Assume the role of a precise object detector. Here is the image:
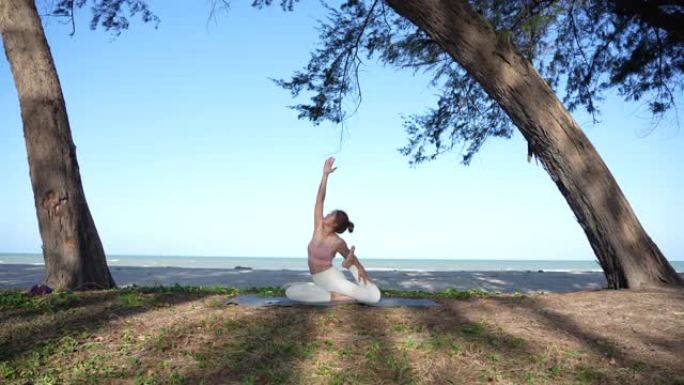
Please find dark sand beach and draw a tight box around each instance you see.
[0,263,622,292]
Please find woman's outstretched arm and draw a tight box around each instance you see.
[314,157,337,228]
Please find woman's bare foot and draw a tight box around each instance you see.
[330,292,354,302]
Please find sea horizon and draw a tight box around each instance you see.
[2,252,684,273]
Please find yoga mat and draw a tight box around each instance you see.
[225,295,439,308]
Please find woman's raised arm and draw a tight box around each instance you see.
[314,157,337,228]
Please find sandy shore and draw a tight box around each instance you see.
[0,263,641,293]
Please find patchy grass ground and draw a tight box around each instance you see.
[1,286,683,385]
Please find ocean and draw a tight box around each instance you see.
[2,253,684,272]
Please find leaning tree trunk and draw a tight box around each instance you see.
[386,0,682,289]
[0,0,115,290]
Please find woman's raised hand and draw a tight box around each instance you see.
[323,157,337,175]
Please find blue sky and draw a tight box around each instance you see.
[1,1,682,261]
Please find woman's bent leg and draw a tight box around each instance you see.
[348,265,381,303]
[313,268,381,304]
[285,282,331,303]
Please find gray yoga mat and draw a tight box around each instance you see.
[225,295,439,308]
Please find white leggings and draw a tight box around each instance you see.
[285,265,381,304]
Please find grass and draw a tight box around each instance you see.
[0,290,81,311]
[0,285,682,384]
[380,287,509,299]
[0,285,508,313]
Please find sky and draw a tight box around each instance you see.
[1,1,682,261]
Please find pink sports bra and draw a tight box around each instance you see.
[307,241,336,274]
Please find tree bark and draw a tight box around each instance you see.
[0,0,115,290]
[385,0,682,289]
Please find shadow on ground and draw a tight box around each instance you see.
[0,289,214,362]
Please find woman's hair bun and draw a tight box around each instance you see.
[347,221,355,233]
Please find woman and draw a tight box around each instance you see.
[285,157,381,304]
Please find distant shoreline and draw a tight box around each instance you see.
[5,253,672,273]
[0,261,606,273]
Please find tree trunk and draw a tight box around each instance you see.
[385,0,682,289]
[0,0,115,290]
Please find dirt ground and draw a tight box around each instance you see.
[1,288,683,384]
